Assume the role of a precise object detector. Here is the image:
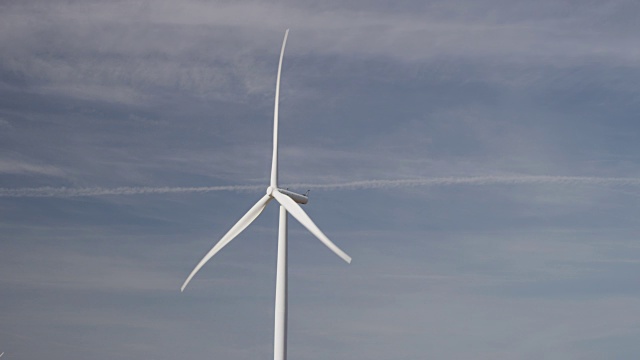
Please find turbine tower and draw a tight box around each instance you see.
[181,29,352,360]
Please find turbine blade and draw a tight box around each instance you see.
[181,194,272,291]
[272,189,351,264]
[270,29,289,188]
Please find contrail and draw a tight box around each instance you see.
[0,185,262,198]
[2,176,640,198]
[294,175,640,190]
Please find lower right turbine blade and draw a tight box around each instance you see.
[272,189,351,264]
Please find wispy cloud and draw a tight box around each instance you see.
[0,158,66,177]
[2,0,637,109]
[3,175,640,198]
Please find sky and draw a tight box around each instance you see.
[2,0,640,359]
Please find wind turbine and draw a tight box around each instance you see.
[181,29,352,360]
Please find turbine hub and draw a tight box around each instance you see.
[266,186,274,196]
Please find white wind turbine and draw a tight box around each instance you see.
[181,29,352,360]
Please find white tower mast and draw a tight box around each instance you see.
[274,206,288,360]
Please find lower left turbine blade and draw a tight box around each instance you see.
[181,194,272,291]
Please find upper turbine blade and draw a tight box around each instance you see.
[181,194,272,291]
[272,189,352,264]
[270,29,289,188]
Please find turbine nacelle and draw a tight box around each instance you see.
[277,188,308,204]
[267,187,306,204]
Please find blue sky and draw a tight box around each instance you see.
[2,0,640,359]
